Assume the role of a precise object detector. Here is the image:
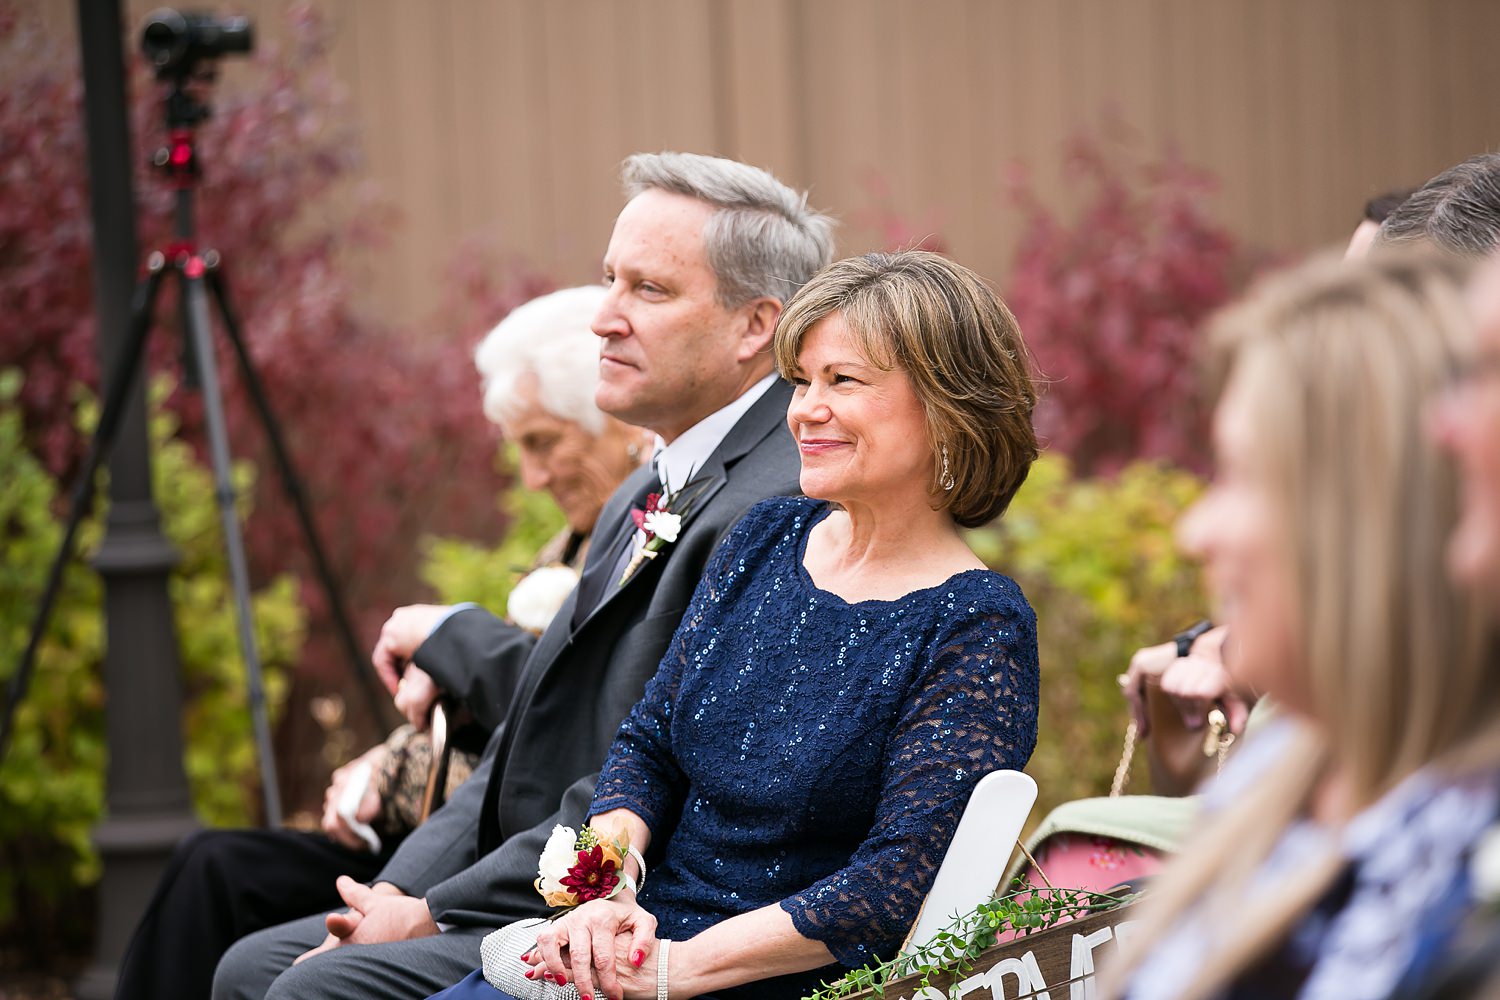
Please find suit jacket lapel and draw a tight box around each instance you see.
[569,380,793,639]
[569,461,727,637]
[570,466,659,631]
[481,382,793,851]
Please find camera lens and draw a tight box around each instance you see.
[195,16,253,57]
[139,8,254,75]
[140,8,189,69]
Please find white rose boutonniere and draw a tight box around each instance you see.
[506,564,580,634]
[619,475,710,586]
[642,509,682,544]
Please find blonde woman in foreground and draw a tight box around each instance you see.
[1106,253,1500,1000]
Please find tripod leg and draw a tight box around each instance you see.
[205,264,396,731]
[180,265,282,827]
[1,263,167,764]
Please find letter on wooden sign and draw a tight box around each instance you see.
[1069,926,1117,1000]
[986,952,1050,999]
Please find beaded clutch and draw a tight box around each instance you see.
[478,918,579,1000]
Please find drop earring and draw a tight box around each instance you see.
[940,446,955,492]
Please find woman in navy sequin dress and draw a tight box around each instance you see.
[435,251,1041,1000]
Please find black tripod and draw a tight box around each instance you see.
[1,58,385,825]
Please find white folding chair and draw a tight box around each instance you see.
[904,769,1038,954]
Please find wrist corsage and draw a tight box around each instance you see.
[535,824,643,909]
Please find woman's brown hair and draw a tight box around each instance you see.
[773,251,1038,528]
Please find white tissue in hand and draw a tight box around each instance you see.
[335,760,382,854]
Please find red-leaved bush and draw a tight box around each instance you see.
[1004,133,1257,476]
[1,3,550,802]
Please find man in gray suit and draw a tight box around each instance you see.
[212,152,833,1000]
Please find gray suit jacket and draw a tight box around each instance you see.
[378,382,800,926]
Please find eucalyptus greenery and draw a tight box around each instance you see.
[804,880,1138,1000]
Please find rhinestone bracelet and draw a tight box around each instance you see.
[656,938,671,1000]
[628,845,648,894]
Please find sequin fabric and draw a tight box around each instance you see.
[590,496,1039,990]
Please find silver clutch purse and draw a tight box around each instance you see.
[479,917,580,1000]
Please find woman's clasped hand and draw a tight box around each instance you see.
[524,895,658,1000]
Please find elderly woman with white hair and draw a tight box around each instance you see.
[374,283,653,756]
[112,287,648,1000]
[358,284,652,851]
[474,285,652,571]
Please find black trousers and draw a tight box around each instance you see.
[112,827,395,1000]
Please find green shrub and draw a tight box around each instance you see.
[419,445,567,614]
[970,454,1208,823]
[0,373,103,940]
[0,372,304,944]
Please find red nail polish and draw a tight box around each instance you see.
[520,952,531,962]
[542,971,553,981]
[524,970,535,980]
[557,977,567,986]
[632,949,644,967]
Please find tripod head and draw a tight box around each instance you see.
[136,9,256,388]
[141,9,253,83]
[140,10,254,182]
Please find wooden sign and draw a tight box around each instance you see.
[840,904,1138,1000]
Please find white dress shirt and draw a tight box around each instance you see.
[651,373,779,494]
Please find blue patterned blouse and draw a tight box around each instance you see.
[590,496,1040,999]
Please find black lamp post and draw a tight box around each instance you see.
[71,2,198,996]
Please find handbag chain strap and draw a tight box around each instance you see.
[1205,707,1237,771]
[1111,680,1236,798]
[1110,716,1137,798]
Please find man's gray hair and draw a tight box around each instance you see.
[622,151,835,306]
[475,285,609,435]
[1378,152,1500,258]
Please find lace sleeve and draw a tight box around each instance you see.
[588,506,761,834]
[780,595,1040,967]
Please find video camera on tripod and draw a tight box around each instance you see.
[1,7,386,827]
[139,9,253,135]
[141,9,253,78]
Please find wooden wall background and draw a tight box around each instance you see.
[34,0,1500,327]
